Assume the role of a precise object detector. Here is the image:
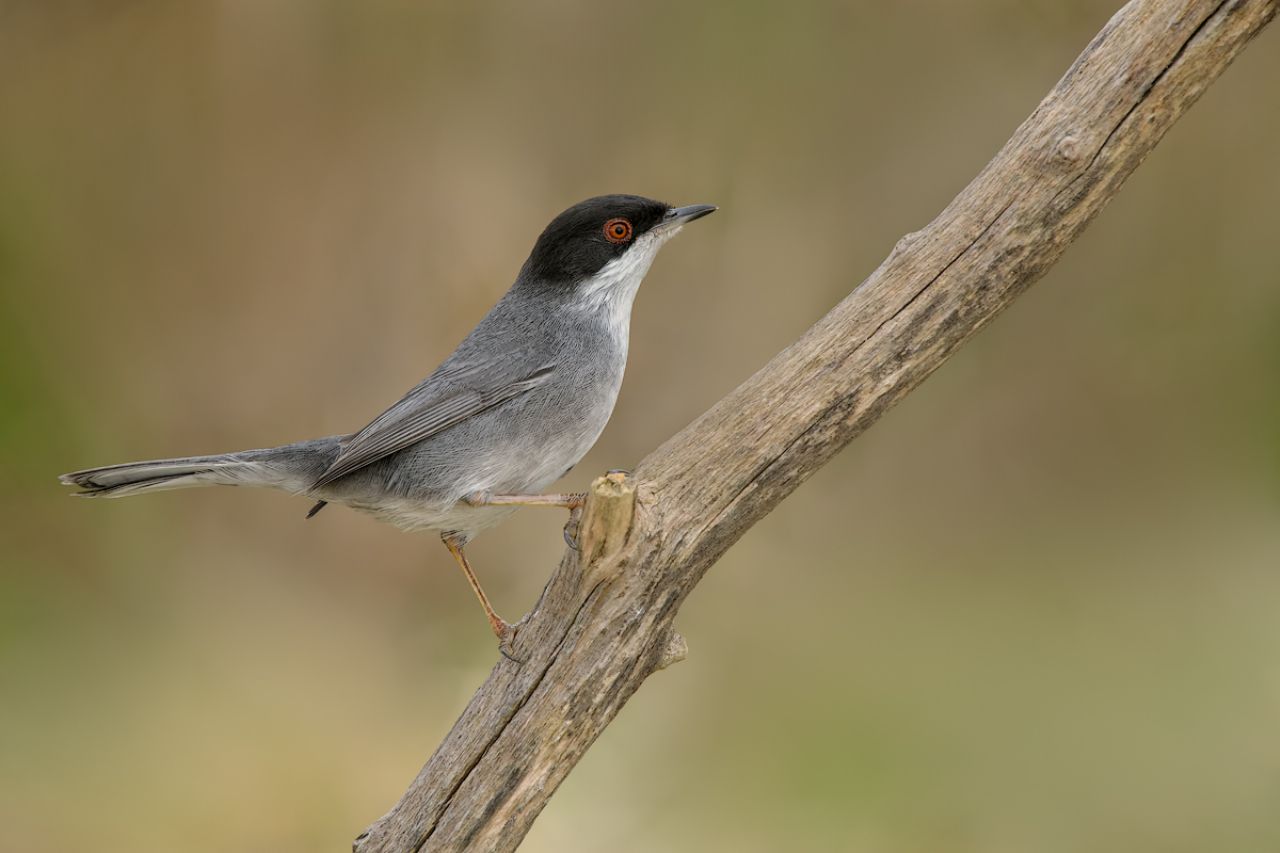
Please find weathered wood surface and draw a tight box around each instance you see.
[354,1,1277,850]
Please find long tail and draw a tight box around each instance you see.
[59,437,342,499]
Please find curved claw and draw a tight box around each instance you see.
[496,621,525,663]
[562,503,584,550]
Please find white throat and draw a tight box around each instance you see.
[575,225,681,349]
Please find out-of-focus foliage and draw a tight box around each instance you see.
[2,3,1277,851]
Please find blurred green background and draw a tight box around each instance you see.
[3,2,1278,851]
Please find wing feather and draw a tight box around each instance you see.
[312,361,555,488]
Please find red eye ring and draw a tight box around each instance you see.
[603,218,633,244]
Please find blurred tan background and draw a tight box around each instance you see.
[2,2,1278,851]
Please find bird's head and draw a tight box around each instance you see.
[519,195,716,299]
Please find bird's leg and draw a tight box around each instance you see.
[441,532,521,661]
[464,491,588,550]
[465,491,587,509]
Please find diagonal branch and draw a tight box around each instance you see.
[354,1,1277,850]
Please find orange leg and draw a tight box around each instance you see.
[464,491,587,548]
[464,491,586,510]
[441,532,519,658]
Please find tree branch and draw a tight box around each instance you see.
[354,1,1277,850]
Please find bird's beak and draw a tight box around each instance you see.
[658,203,718,231]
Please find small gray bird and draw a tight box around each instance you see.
[60,194,717,654]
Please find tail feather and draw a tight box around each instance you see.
[59,437,343,499]
[60,454,262,498]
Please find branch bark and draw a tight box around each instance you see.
[355,1,1277,850]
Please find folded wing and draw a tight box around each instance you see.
[312,358,556,488]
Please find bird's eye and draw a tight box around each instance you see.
[603,218,633,244]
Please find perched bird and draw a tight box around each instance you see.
[60,194,717,655]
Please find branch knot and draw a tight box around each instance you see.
[1055,132,1084,164]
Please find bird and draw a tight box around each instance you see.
[60,194,717,657]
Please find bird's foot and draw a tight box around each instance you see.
[495,618,525,663]
[563,503,584,550]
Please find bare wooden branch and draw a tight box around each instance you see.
[354,2,1277,850]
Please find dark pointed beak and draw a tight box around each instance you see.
[661,203,718,229]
